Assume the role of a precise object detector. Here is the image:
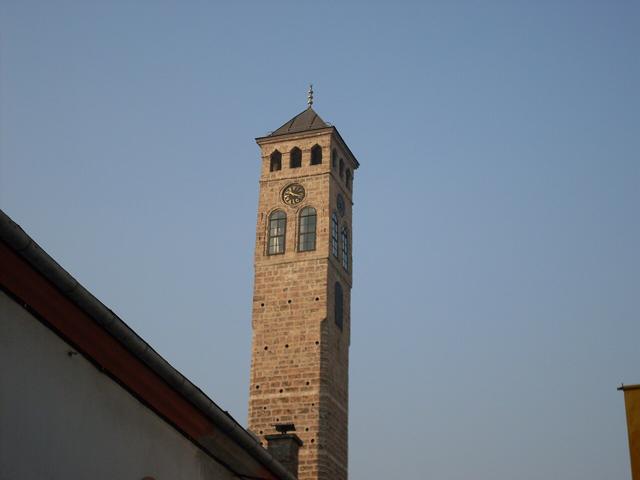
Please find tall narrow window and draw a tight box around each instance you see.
[270,150,282,172]
[339,158,344,178]
[331,212,339,258]
[341,226,349,271]
[335,282,343,330]
[267,210,286,255]
[311,145,322,165]
[298,207,317,251]
[331,149,337,169]
[290,147,302,168]
[345,169,352,190]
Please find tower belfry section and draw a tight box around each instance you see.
[249,98,358,480]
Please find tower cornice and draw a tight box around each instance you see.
[256,126,359,169]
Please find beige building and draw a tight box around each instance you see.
[248,96,359,480]
[620,384,640,480]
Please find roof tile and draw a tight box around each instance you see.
[269,107,329,137]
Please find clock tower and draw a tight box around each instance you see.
[249,89,358,480]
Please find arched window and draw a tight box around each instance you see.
[270,150,282,172]
[331,212,339,258]
[290,147,302,168]
[310,145,322,165]
[339,158,344,178]
[331,149,337,169]
[345,170,352,190]
[298,207,317,251]
[335,282,343,330]
[267,210,286,255]
[341,225,349,271]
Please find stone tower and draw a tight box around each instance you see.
[248,96,358,480]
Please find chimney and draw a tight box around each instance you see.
[265,424,303,478]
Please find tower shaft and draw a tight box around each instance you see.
[249,110,357,480]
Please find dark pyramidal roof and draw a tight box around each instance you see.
[269,107,329,137]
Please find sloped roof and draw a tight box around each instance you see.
[0,209,296,480]
[269,107,329,137]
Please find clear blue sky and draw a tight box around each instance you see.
[1,1,638,479]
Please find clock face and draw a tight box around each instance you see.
[337,194,346,216]
[282,183,306,206]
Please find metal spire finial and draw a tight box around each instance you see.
[307,84,313,108]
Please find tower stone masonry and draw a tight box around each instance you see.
[248,102,358,480]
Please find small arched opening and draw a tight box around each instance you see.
[290,147,302,168]
[310,145,322,165]
[270,150,282,172]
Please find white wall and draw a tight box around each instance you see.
[0,290,232,480]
